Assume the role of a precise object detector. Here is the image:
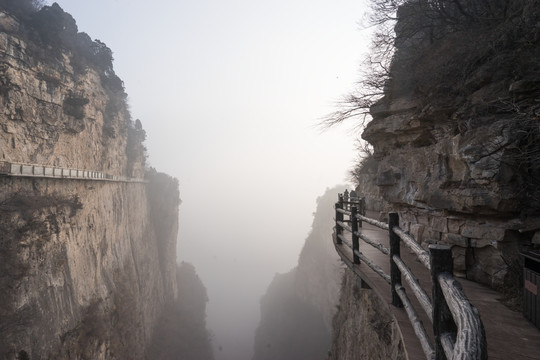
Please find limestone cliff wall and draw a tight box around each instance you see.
[0,174,179,359]
[294,186,347,329]
[0,8,145,177]
[327,271,405,360]
[0,6,179,359]
[360,0,540,299]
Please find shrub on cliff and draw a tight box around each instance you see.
[0,0,43,20]
[126,119,148,173]
[0,2,125,94]
[324,0,540,211]
[348,140,378,185]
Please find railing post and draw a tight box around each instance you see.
[430,244,456,360]
[359,197,366,228]
[351,206,360,264]
[335,196,343,245]
[389,213,403,308]
[357,197,363,228]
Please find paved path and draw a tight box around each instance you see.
[335,212,540,360]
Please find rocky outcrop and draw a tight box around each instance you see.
[252,186,345,360]
[0,4,188,359]
[360,0,540,300]
[327,271,405,360]
[0,4,145,177]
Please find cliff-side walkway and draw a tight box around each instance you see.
[337,212,540,360]
[0,161,147,183]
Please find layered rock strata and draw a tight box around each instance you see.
[0,5,181,359]
[361,1,540,298]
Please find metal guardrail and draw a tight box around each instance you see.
[333,194,487,360]
[0,161,147,183]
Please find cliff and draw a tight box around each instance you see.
[327,1,540,359]
[359,0,540,302]
[148,262,214,360]
[252,186,345,360]
[0,3,145,176]
[327,271,405,360]
[0,3,210,359]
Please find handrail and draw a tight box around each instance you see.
[337,208,351,216]
[333,193,487,360]
[438,272,487,360]
[336,221,352,233]
[356,249,391,284]
[357,214,389,230]
[392,254,433,322]
[440,333,456,360]
[0,160,147,183]
[392,226,431,271]
[355,231,390,255]
[339,235,391,284]
[395,284,435,359]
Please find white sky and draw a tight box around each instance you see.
[50,1,372,359]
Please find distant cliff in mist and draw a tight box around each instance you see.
[148,262,214,360]
[252,186,345,360]
[0,2,212,359]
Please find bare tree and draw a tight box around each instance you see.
[320,0,529,130]
[347,140,376,185]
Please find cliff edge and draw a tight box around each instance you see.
[0,3,210,359]
[361,0,540,301]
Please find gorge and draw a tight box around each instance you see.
[2,0,540,359]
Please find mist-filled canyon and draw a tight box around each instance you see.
[2,0,540,359]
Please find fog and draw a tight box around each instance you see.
[52,0,372,358]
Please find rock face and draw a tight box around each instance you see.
[0,4,145,177]
[327,271,405,360]
[0,172,179,359]
[0,4,194,359]
[360,0,540,298]
[252,186,345,360]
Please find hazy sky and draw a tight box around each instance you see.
[50,1,372,359]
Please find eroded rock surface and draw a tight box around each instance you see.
[0,6,181,359]
[359,0,540,297]
[327,271,405,360]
